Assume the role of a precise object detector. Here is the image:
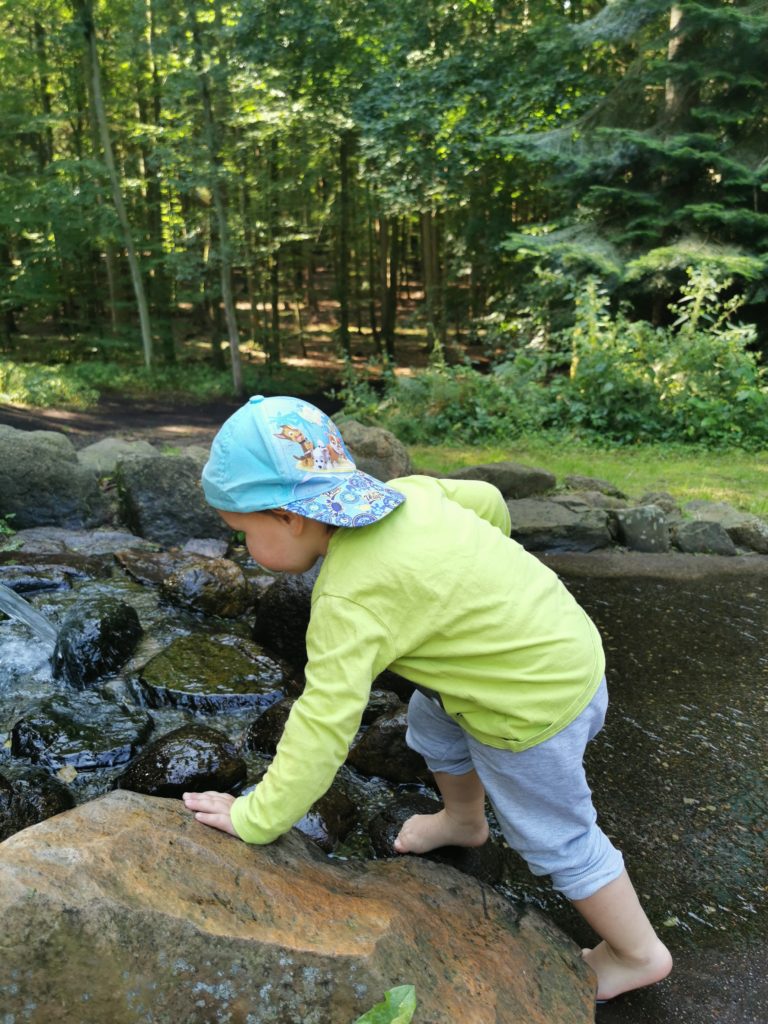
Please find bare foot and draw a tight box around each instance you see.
[393,810,489,855]
[582,938,673,1002]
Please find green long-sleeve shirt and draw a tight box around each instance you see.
[230,475,604,844]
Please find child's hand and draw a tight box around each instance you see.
[183,791,237,837]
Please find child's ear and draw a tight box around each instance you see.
[272,509,306,534]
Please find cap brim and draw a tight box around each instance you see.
[280,471,405,527]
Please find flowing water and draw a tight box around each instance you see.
[0,582,58,647]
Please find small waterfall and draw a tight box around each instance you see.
[0,582,58,648]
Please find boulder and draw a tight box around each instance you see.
[77,437,159,476]
[138,634,289,715]
[1,526,157,557]
[613,505,671,553]
[348,708,431,784]
[449,461,555,499]
[117,724,246,798]
[10,693,153,772]
[563,474,627,499]
[672,519,737,556]
[52,595,143,686]
[685,500,768,554]
[0,766,74,842]
[506,498,612,552]
[0,791,595,1023]
[160,556,252,617]
[0,425,106,529]
[252,564,320,666]
[338,419,413,481]
[115,454,230,547]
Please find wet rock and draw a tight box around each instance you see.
[138,634,288,714]
[117,724,246,798]
[114,547,185,586]
[251,564,320,665]
[295,784,358,852]
[2,526,157,557]
[0,425,106,530]
[507,498,612,552]
[368,795,509,887]
[0,766,75,841]
[672,520,737,556]
[0,562,92,594]
[613,505,671,552]
[0,791,595,1023]
[338,419,413,480]
[348,709,431,784]
[115,454,230,547]
[77,437,159,476]
[449,461,555,499]
[241,698,293,754]
[362,688,403,725]
[182,537,229,559]
[160,556,252,617]
[52,595,143,686]
[10,694,153,772]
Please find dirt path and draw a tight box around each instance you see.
[0,393,342,450]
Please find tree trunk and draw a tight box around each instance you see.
[336,132,352,356]
[190,3,243,395]
[74,0,154,368]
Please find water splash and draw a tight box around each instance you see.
[0,582,58,648]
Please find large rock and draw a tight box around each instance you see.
[685,500,768,553]
[0,791,595,1023]
[507,498,612,552]
[338,419,413,481]
[0,425,106,529]
[52,595,143,685]
[115,454,230,547]
[449,460,555,499]
[77,437,159,476]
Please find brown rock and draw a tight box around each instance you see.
[0,791,595,1023]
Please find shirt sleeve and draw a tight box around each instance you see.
[229,594,395,844]
[433,478,511,536]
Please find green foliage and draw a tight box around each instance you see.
[0,362,100,409]
[352,985,416,1024]
[0,514,16,538]
[556,270,768,446]
[348,268,768,450]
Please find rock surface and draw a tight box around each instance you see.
[0,791,595,1024]
[338,419,413,480]
[0,426,106,529]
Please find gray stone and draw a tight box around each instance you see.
[613,505,671,552]
[0,791,595,1023]
[338,419,413,481]
[0,425,106,530]
[506,498,612,552]
[182,537,229,559]
[685,500,768,554]
[115,454,230,547]
[673,520,737,556]
[551,491,628,511]
[52,595,143,686]
[4,526,158,556]
[449,461,556,499]
[348,708,431,784]
[563,474,627,498]
[639,491,683,517]
[77,437,159,475]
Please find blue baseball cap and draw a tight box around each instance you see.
[201,395,405,528]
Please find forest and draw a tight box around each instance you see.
[2,0,768,446]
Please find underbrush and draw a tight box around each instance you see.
[0,357,329,409]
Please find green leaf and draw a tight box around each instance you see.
[352,985,417,1024]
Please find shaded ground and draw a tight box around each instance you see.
[0,393,342,450]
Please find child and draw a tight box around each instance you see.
[183,394,672,1003]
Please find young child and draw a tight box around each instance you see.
[183,394,672,1004]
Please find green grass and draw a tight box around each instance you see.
[408,438,768,518]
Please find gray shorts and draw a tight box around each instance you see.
[405,677,624,901]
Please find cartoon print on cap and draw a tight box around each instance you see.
[272,410,355,474]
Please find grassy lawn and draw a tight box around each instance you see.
[408,439,768,518]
